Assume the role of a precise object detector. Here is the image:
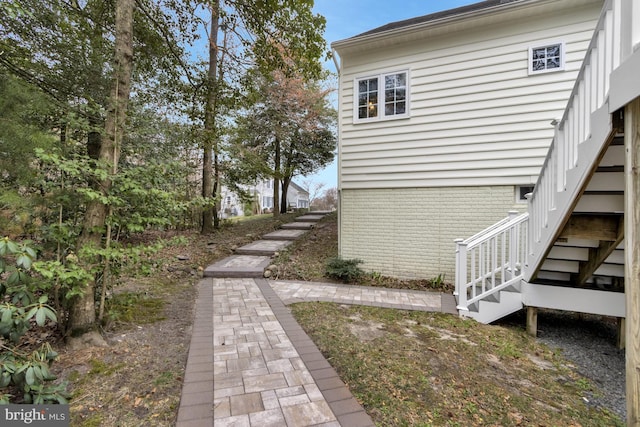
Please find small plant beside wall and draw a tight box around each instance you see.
[325,257,364,283]
[430,273,446,288]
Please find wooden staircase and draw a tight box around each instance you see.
[455,0,639,324]
[534,135,625,291]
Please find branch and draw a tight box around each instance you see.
[0,56,101,122]
[133,0,198,89]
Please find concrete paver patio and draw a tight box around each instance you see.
[271,280,457,313]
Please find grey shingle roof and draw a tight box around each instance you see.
[351,0,524,39]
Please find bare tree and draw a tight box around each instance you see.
[302,179,326,207]
[312,187,337,211]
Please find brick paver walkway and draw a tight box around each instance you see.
[270,280,457,313]
[176,277,455,426]
[175,211,458,426]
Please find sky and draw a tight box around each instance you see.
[303,0,479,190]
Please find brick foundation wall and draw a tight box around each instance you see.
[339,187,526,280]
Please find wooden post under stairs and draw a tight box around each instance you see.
[625,96,640,427]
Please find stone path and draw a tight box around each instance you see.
[263,229,307,241]
[271,280,457,313]
[234,240,292,256]
[281,222,315,230]
[204,255,272,278]
[176,212,457,426]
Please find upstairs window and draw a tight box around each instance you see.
[357,78,378,120]
[355,70,409,123]
[529,42,564,75]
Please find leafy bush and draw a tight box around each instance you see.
[0,237,69,404]
[325,257,364,283]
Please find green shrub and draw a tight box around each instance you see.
[325,257,364,283]
[0,237,69,404]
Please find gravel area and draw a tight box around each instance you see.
[535,310,626,420]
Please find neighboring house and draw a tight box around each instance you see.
[219,187,248,218]
[332,0,605,281]
[256,179,274,212]
[287,181,311,209]
[219,179,309,218]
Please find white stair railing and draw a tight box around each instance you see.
[455,212,529,313]
[525,0,623,281]
[454,0,640,319]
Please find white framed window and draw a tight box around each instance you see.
[528,42,564,75]
[516,185,535,203]
[354,70,409,123]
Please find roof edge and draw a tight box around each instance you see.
[331,0,543,51]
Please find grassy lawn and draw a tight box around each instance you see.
[278,212,623,426]
[292,303,623,427]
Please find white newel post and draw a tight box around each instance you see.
[455,239,468,312]
[524,192,534,280]
[454,238,463,297]
[619,0,640,61]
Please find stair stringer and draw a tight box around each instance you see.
[525,103,615,283]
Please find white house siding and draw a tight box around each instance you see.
[335,1,602,279]
[338,2,602,189]
[340,187,525,279]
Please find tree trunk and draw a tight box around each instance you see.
[280,176,290,214]
[213,161,220,228]
[87,128,101,160]
[202,145,213,232]
[60,119,67,146]
[273,138,281,216]
[201,1,220,233]
[69,0,134,339]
